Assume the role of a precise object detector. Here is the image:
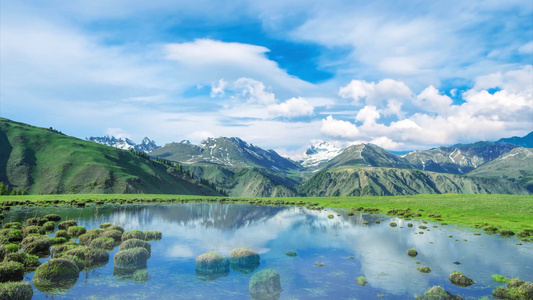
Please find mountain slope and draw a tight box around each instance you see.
[467,147,533,192]
[298,167,529,197]
[186,165,299,197]
[0,118,218,195]
[323,143,413,170]
[150,137,301,171]
[496,132,533,148]
[402,143,518,174]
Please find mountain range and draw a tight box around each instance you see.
[2,117,531,196]
[86,136,160,153]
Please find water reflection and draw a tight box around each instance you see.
[3,203,532,299]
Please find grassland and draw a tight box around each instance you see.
[0,194,531,235]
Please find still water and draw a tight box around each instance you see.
[3,203,532,299]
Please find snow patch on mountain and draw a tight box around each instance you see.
[86,136,160,153]
[301,141,342,168]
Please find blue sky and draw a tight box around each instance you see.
[1,1,532,159]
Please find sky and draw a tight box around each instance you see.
[1,1,532,159]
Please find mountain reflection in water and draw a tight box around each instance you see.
[4,203,532,299]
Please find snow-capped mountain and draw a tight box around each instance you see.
[86,136,160,153]
[300,141,342,169]
[149,137,301,171]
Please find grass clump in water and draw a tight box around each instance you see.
[286,251,297,257]
[144,231,162,241]
[417,266,431,273]
[57,220,77,231]
[407,248,418,257]
[0,261,24,282]
[67,226,86,237]
[133,269,149,282]
[449,271,475,287]
[249,268,281,300]
[122,230,145,242]
[357,276,367,286]
[0,281,33,299]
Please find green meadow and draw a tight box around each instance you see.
[1,193,532,235]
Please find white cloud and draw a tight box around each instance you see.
[339,79,412,106]
[105,128,132,140]
[355,105,380,125]
[320,115,360,138]
[267,97,314,118]
[415,85,453,114]
[234,78,277,105]
[210,79,227,97]
[518,41,533,54]
[321,66,533,149]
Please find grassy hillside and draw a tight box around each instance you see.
[298,167,530,197]
[467,147,533,192]
[0,118,219,195]
[186,165,299,197]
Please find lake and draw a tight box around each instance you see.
[3,202,532,299]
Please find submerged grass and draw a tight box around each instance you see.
[1,194,532,233]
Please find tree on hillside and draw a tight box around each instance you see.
[0,182,9,195]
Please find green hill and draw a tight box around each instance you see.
[467,147,533,193]
[0,118,219,195]
[186,165,300,197]
[298,167,530,197]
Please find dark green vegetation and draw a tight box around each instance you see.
[492,274,533,300]
[195,252,230,275]
[0,281,33,300]
[0,118,220,195]
[2,118,531,197]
